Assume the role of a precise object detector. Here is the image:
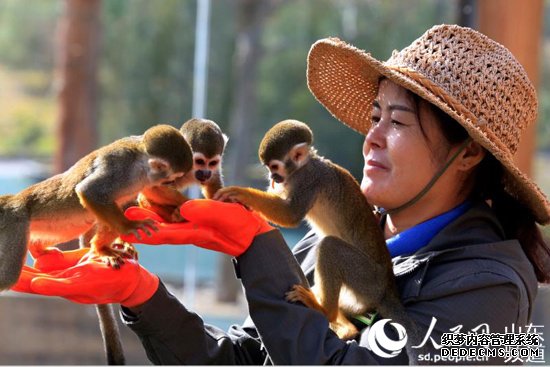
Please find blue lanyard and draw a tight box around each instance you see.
[386,201,472,257]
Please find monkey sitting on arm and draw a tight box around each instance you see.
[214,120,416,348]
[0,124,193,291]
[138,118,228,222]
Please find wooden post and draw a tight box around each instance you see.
[478,0,543,177]
[54,0,101,173]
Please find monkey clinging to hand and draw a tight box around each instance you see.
[138,117,228,222]
[214,119,416,345]
[0,124,193,291]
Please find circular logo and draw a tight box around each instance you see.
[366,319,408,358]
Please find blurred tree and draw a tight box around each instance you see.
[3,0,550,309]
[0,0,58,158]
[99,0,197,139]
[0,0,58,70]
[478,0,543,177]
[215,0,284,303]
[539,3,550,150]
[54,0,101,172]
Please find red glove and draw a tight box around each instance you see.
[120,199,274,257]
[11,249,159,308]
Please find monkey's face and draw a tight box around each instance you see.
[192,152,222,184]
[265,143,310,188]
[266,159,287,185]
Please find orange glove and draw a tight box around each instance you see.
[120,199,274,257]
[11,249,159,307]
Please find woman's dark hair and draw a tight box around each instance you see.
[377,78,550,281]
[428,101,550,283]
[474,155,550,283]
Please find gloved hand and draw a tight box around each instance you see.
[11,249,159,307]
[120,199,274,257]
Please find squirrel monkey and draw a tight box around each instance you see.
[214,120,415,344]
[138,118,228,222]
[0,124,193,291]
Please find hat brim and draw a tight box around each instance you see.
[307,38,550,225]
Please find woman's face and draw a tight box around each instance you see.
[361,79,451,211]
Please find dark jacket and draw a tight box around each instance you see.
[122,201,538,364]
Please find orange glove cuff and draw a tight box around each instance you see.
[120,267,160,307]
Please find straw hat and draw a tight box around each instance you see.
[307,24,550,225]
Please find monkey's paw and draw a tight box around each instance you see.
[285,284,325,312]
[124,219,159,240]
[98,242,138,269]
[331,319,359,340]
[212,187,249,205]
[170,207,187,223]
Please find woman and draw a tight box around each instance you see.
[13,24,550,365]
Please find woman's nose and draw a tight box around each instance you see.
[365,122,385,150]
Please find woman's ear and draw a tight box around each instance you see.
[458,141,485,171]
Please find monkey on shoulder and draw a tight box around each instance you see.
[0,124,193,290]
[138,118,228,222]
[214,119,408,341]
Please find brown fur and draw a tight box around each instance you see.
[0,124,193,365]
[215,120,419,353]
[138,118,227,222]
[4,124,192,270]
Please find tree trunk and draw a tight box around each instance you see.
[215,0,282,303]
[54,0,101,251]
[477,0,543,177]
[54,0,101,173]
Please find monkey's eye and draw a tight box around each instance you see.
[195,158,206,165]
[269,164,279,171]
[208,160,218,167]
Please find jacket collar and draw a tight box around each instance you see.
[392,201,538,307]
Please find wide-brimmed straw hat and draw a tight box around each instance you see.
[307,24,550,225]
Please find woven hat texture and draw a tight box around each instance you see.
[307,24,550,224]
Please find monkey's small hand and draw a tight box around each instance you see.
[93,241,139,269]
[121,219,159,241]
[285,284,327,314]
[213,186,252,206]
[11,251,158,307]
[170,207,186,222]
[120,199,274,257]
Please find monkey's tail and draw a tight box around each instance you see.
[0,196,29,290]
[96,304,126,365]
[79,229,126,365]
[379,291,424,365]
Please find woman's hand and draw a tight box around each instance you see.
[120,199,274,257]
[11,248,159,307]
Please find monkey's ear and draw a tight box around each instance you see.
[289,143,310,165]
[148,158,170,173]
[222,133,229,145]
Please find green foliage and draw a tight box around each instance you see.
[257,0,456,178]
[0,93,55,157]
[99,0,198,139]
[2,0,550,179]
[98,0,237,141]
[0,0,58,70]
